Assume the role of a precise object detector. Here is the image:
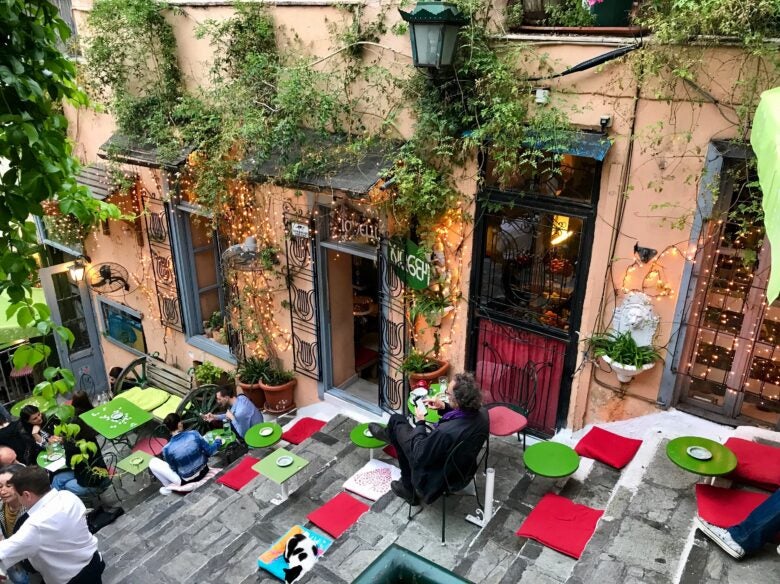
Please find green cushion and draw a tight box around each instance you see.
[121,386,171,412]
[152,395,182,420]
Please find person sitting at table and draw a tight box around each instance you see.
[0,447,20,467]
[697,488,780,559]
[0,464,31,584]
[368,372,489,505]
[19,406,60,450]
[0,466,105,584]
[69,392,99,444]
[149,413,221,496]
[201,386,263,439]
[0,423,36,467]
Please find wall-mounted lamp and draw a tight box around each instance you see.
[399,1,466,69]
[68,258,87,282]
[634,243,658,264]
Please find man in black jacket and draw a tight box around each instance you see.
[370,372,489,505]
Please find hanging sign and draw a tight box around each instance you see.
[290,222,310,238]
[389,238,432,290]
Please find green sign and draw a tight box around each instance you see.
[389,239,432,290]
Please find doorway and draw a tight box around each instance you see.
[39,263,107,394]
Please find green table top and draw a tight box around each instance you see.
[523,441,580,478]
[11,395,55,418]
[80,398,153,440]
[203,429,237,450]
[116,450,154,475]
[666,436,737,477]
[36,444,66,468]
[252,448,308,485]
[119,387,171,412]
[350,422,387,448]
[407,383,444,423]
[244,423,283,448]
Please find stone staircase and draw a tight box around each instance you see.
[93,415,780,583]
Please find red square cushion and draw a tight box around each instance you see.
[216,456,260,491]
[132,436,168,457]
[307,492,370,539]
[574,426,642,470]
[282,417,327,445]
[516,493,603,559]
[724,437,780,491]
[488,406,528,436]
[695,484,769,527]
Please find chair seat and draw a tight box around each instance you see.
[132,436,168,457]
[488,406,528,436]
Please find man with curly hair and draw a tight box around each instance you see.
[369,372,488,505]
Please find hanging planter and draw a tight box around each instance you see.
[600,355,656,383]
[585,330,662,384]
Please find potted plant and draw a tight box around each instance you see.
[586,330,662,383]
[193,360,233,388]
[54,423,111,490]
[399,349,449,386]
[258,362,296,414]
[236,356,268,410]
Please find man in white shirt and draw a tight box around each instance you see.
[0,467,104,583]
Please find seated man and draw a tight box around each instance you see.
[201,386,263,439]
[0,447,19,466]
[369,372,489,505]
[697,489,780,559]
[0,422,37,467]
[150,413,221,495]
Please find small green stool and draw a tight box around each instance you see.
[245,422,283,449]
[350,422,387,459]
[523,441,580,478]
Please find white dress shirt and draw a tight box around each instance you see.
[0,489,98,584]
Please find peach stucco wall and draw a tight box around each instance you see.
[65,1,765,428]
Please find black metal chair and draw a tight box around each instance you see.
[408,433,489,543]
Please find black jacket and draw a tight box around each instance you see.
[408,408,489,504]
[0,421,39,466]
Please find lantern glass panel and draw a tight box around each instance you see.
[439,24,460,67]
[412,23,443,67]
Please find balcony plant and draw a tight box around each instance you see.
[193,360,233,388]
[258,361,296,414]
[235,356,268,410]
[586,330,662,383]
[399,349,449,386]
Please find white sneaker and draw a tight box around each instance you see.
[696,517,745,559]
[777,544,779,556]
[159,487,173,496]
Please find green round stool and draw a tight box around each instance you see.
[523,441,580,478]
[244,422,283,449]
[350,422,387,459]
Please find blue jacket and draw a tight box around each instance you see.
[215,394,263,438]
[162,430,219,481]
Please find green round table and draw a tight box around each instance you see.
[523,441,580,478]
[244,422,283,448]
[11,395,55,418]
[666,436,737,477]
[36,444,66,469]
[350,422,387,459]
[203,429,237,450]
[406,383,444,423]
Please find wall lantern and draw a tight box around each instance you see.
[399,1,467,69]
[68,258,87,283]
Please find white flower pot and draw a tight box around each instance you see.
[601,355,656,383]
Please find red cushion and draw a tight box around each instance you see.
[307,492,370,539]
[383,444,398,459]
[574,426,642,470]
[488,406,528,436]
[516,493,603,559]
[216,456,261,491]
[696,484,769,527]
[724,437,780,491]
[282,417,327,445]
[132,436,168,457]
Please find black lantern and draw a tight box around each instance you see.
[399,1,467,69]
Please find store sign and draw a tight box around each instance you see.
[389,239,431,290]
[290,222,310,238]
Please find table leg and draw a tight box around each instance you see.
[271,482,289,505]
[369,448,374,459]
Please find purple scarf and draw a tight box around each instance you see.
[435,408,477,427]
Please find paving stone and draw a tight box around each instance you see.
[519,563,567,584]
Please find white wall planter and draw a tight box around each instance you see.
[601,355,656,383]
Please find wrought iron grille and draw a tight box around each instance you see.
[143,193,184,332]
[284,205,321,381]
[377,238,407,413]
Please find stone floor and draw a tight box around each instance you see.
[93,412,780,584]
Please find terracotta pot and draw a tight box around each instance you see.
[259,378,297,414]
[408,360,450,386]
[237,376,266,410]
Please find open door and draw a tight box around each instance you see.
[39,263,107,394]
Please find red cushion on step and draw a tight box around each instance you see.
[724,437,780,491]
[488,406,528,436]
[216,456,260,491]
[695,484,769,528]
[307,492,370,539]
[281,417,327,445]
[574,426,642,470]
[516,493,603,559]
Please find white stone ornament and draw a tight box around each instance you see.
[613,291,659,348]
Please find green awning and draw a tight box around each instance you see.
[751,87,780,304]
[0,288,47,347]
